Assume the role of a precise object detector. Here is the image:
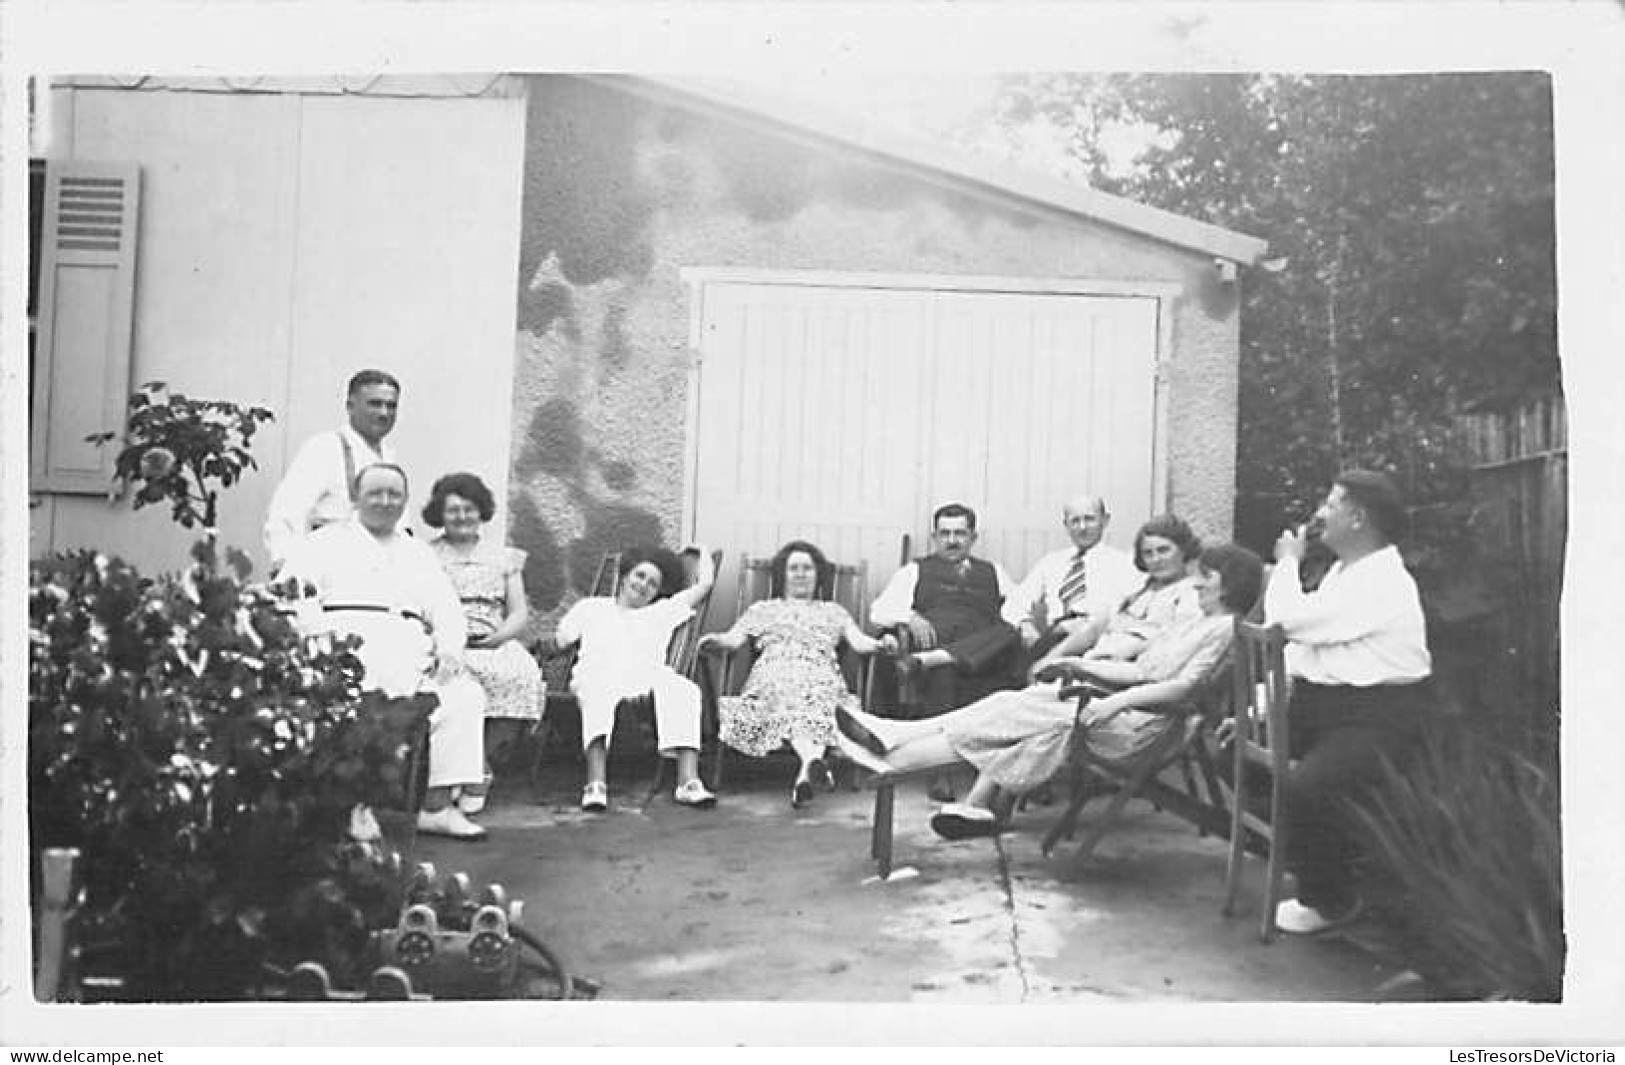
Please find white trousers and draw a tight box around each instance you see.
[573,667,701,756]
[425,673,487,790]
[322,608,486,790]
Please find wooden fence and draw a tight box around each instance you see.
[1454,394,1566,749]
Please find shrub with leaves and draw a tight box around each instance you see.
[87,381,274,530]
[28,539,432,1000]
[1350,718,1564,1001]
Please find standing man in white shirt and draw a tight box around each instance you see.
[1263,469,1433,934]
[280,463,489,840]
[264,369,401,572]
[1003,493,1142,668]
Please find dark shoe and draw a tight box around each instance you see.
[792,778,814,808]
[806,757,834,792]
[930,803,1002,841]
[927,774,957,803]
[835,706,889,757]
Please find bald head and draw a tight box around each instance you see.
[1062,494,1109,552]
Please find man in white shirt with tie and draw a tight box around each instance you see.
[1003,493,1141,668]
[1264,469,1433,934]
[264,369,401,572]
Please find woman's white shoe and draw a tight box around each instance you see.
[673,779,717,807]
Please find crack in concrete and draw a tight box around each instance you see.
[993,834,1032,1002]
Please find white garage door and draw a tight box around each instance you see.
[687,274,1164,627]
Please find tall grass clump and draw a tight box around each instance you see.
[1350,717,1563,1001]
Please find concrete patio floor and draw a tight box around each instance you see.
[391,760,1403,1004]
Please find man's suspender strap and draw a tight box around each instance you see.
[339,431,358,502]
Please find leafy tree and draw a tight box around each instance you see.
[981,73,1558,551]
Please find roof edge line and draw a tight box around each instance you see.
[581,73,1268,265]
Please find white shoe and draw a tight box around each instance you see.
[1275,897,1362,935]
[581,781,608,812]
[673,779,717,808]
[348,804,382,843]
[833,732,892,776]
[457,789,487,815]
[416,805,487,840]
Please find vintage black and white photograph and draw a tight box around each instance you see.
[4,0,1622,1049]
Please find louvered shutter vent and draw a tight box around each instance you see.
[56,175,129,253]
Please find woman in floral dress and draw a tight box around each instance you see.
[424,472,542,812]
[698,540,890,808]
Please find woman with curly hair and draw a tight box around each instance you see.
[837,543,1264,841]
[424,471,543,815]
[697,540,889,808]
[1030,513,1203,677]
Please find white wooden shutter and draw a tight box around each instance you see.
[30,160,142,493]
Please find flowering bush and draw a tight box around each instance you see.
[87,382,274,530]
[28,540,431,1000]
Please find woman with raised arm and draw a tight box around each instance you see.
[552,544,717,812]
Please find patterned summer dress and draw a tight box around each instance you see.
[717,598,860,757]
[432,537,543,722]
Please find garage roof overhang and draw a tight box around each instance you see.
[586,73,1270,268]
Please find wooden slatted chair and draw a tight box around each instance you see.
[698,553,872,790]
[529,549,721,796]
[1221,619,1292,942]
[1037,660,1234,867]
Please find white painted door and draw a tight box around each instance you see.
[689,277,1161,627]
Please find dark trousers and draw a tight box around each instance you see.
[908,620,1021,720]
[1282,681,1427,913]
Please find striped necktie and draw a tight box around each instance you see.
[1057,552,1089,616]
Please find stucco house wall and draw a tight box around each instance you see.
[509,74,1244,620]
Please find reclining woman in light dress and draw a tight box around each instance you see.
[835,542,1264,840]
[1029,512,1203,680]
[696,539,891,808]
[551,544,717,812]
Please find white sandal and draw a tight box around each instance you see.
[581,781,608,812]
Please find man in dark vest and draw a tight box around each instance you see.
[870,503,1022,725]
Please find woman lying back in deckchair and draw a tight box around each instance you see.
[835,542,1263,840]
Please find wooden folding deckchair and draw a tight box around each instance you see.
[697,552,872,790]
[1037,668,1233,866]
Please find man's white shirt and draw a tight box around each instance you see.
[1264,544,1432,687]
[1001,543,1142,632]
[264,425,394,568]
[870,559,1019,628]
